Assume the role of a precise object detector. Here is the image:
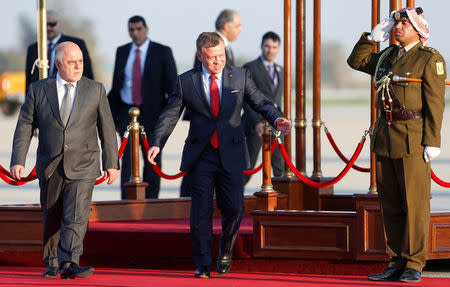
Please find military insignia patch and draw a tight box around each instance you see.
[436,62,444,75]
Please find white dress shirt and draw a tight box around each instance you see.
[56,72,77,111]
[201,65,223,106]
[120,38,150,104]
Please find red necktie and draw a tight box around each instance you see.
[132,49,142,106]
[209,74,220,148]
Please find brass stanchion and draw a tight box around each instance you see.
[254,120,279,211]
[124,108,148,200]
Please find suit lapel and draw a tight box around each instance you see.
[119,44,132,83]
[143,42,153,77]
[220,65,233,119]
[256,58,274,95]
[67,77,86,127]
[191,67,214,118]
[44,79,64,127]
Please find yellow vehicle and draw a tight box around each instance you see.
[0,71,25,116]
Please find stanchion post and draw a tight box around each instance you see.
[254,120,279,211]
[124,108,148,200]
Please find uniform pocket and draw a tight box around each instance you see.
[406,120,423,154]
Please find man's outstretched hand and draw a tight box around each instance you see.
[276,118,292,135]
[147,146,161,165]
[106,168,119,184]
[10,165,25,180]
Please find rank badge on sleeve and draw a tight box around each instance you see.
[436,62,444,75]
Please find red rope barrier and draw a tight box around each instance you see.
[323,126,450,187]
[431,168,450,188]
[278,138,366,188]
[324,128,370,172]
[0,165,36,182]
[1,136,128,186]
[142,136,278,179]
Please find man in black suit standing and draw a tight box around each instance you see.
[147,32,291,278]
[242,32,285,184]
[11,42,119,279]
[108,15,178,199]
[25,10,94,96]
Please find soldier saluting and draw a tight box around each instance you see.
[348,7,446,283]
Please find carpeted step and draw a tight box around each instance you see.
[81,217,253,268]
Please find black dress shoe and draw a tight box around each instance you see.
[43,266,59,277]
[194,266,210,279]
[399,268,421,283]
[368,267,404,281]
[216,253,232,275]
[60,262,94,279]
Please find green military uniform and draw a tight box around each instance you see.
[348,33,446,272]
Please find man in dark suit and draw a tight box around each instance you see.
[108,15,178,199]
[147,32,291,278]
[25,10,94,96]
[242,31,285,184]
[11,42,119,279]
[181,10,242,197]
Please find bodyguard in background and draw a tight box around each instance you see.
[242,31,285,184]
[348,7,446,283]
[11,42,118,279]
[25,10,93,96]
[108,15,178,199]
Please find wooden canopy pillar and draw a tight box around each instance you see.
[390,0,402,44]
[368,0,380,194]
[272,0,305,210]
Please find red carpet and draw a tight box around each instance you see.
[1,266,449,287]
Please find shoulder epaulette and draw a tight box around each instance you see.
[419,46,438,54]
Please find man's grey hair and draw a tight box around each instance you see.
[47,9,60,20]
[55,43,64,62]
[54,41,81,62]
[215,9,237,31]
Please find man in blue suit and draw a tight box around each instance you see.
[147,32,291,278]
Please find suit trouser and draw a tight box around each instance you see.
[189,144,244,267]
[376,154,430,272]
[39,161,95,267]
[244,131,284,184]
[118,104,161,199]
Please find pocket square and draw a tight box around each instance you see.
[231,90,240,93]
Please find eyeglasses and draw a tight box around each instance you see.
[47,21,58,27]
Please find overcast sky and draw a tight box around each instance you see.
[2,0,448,77]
